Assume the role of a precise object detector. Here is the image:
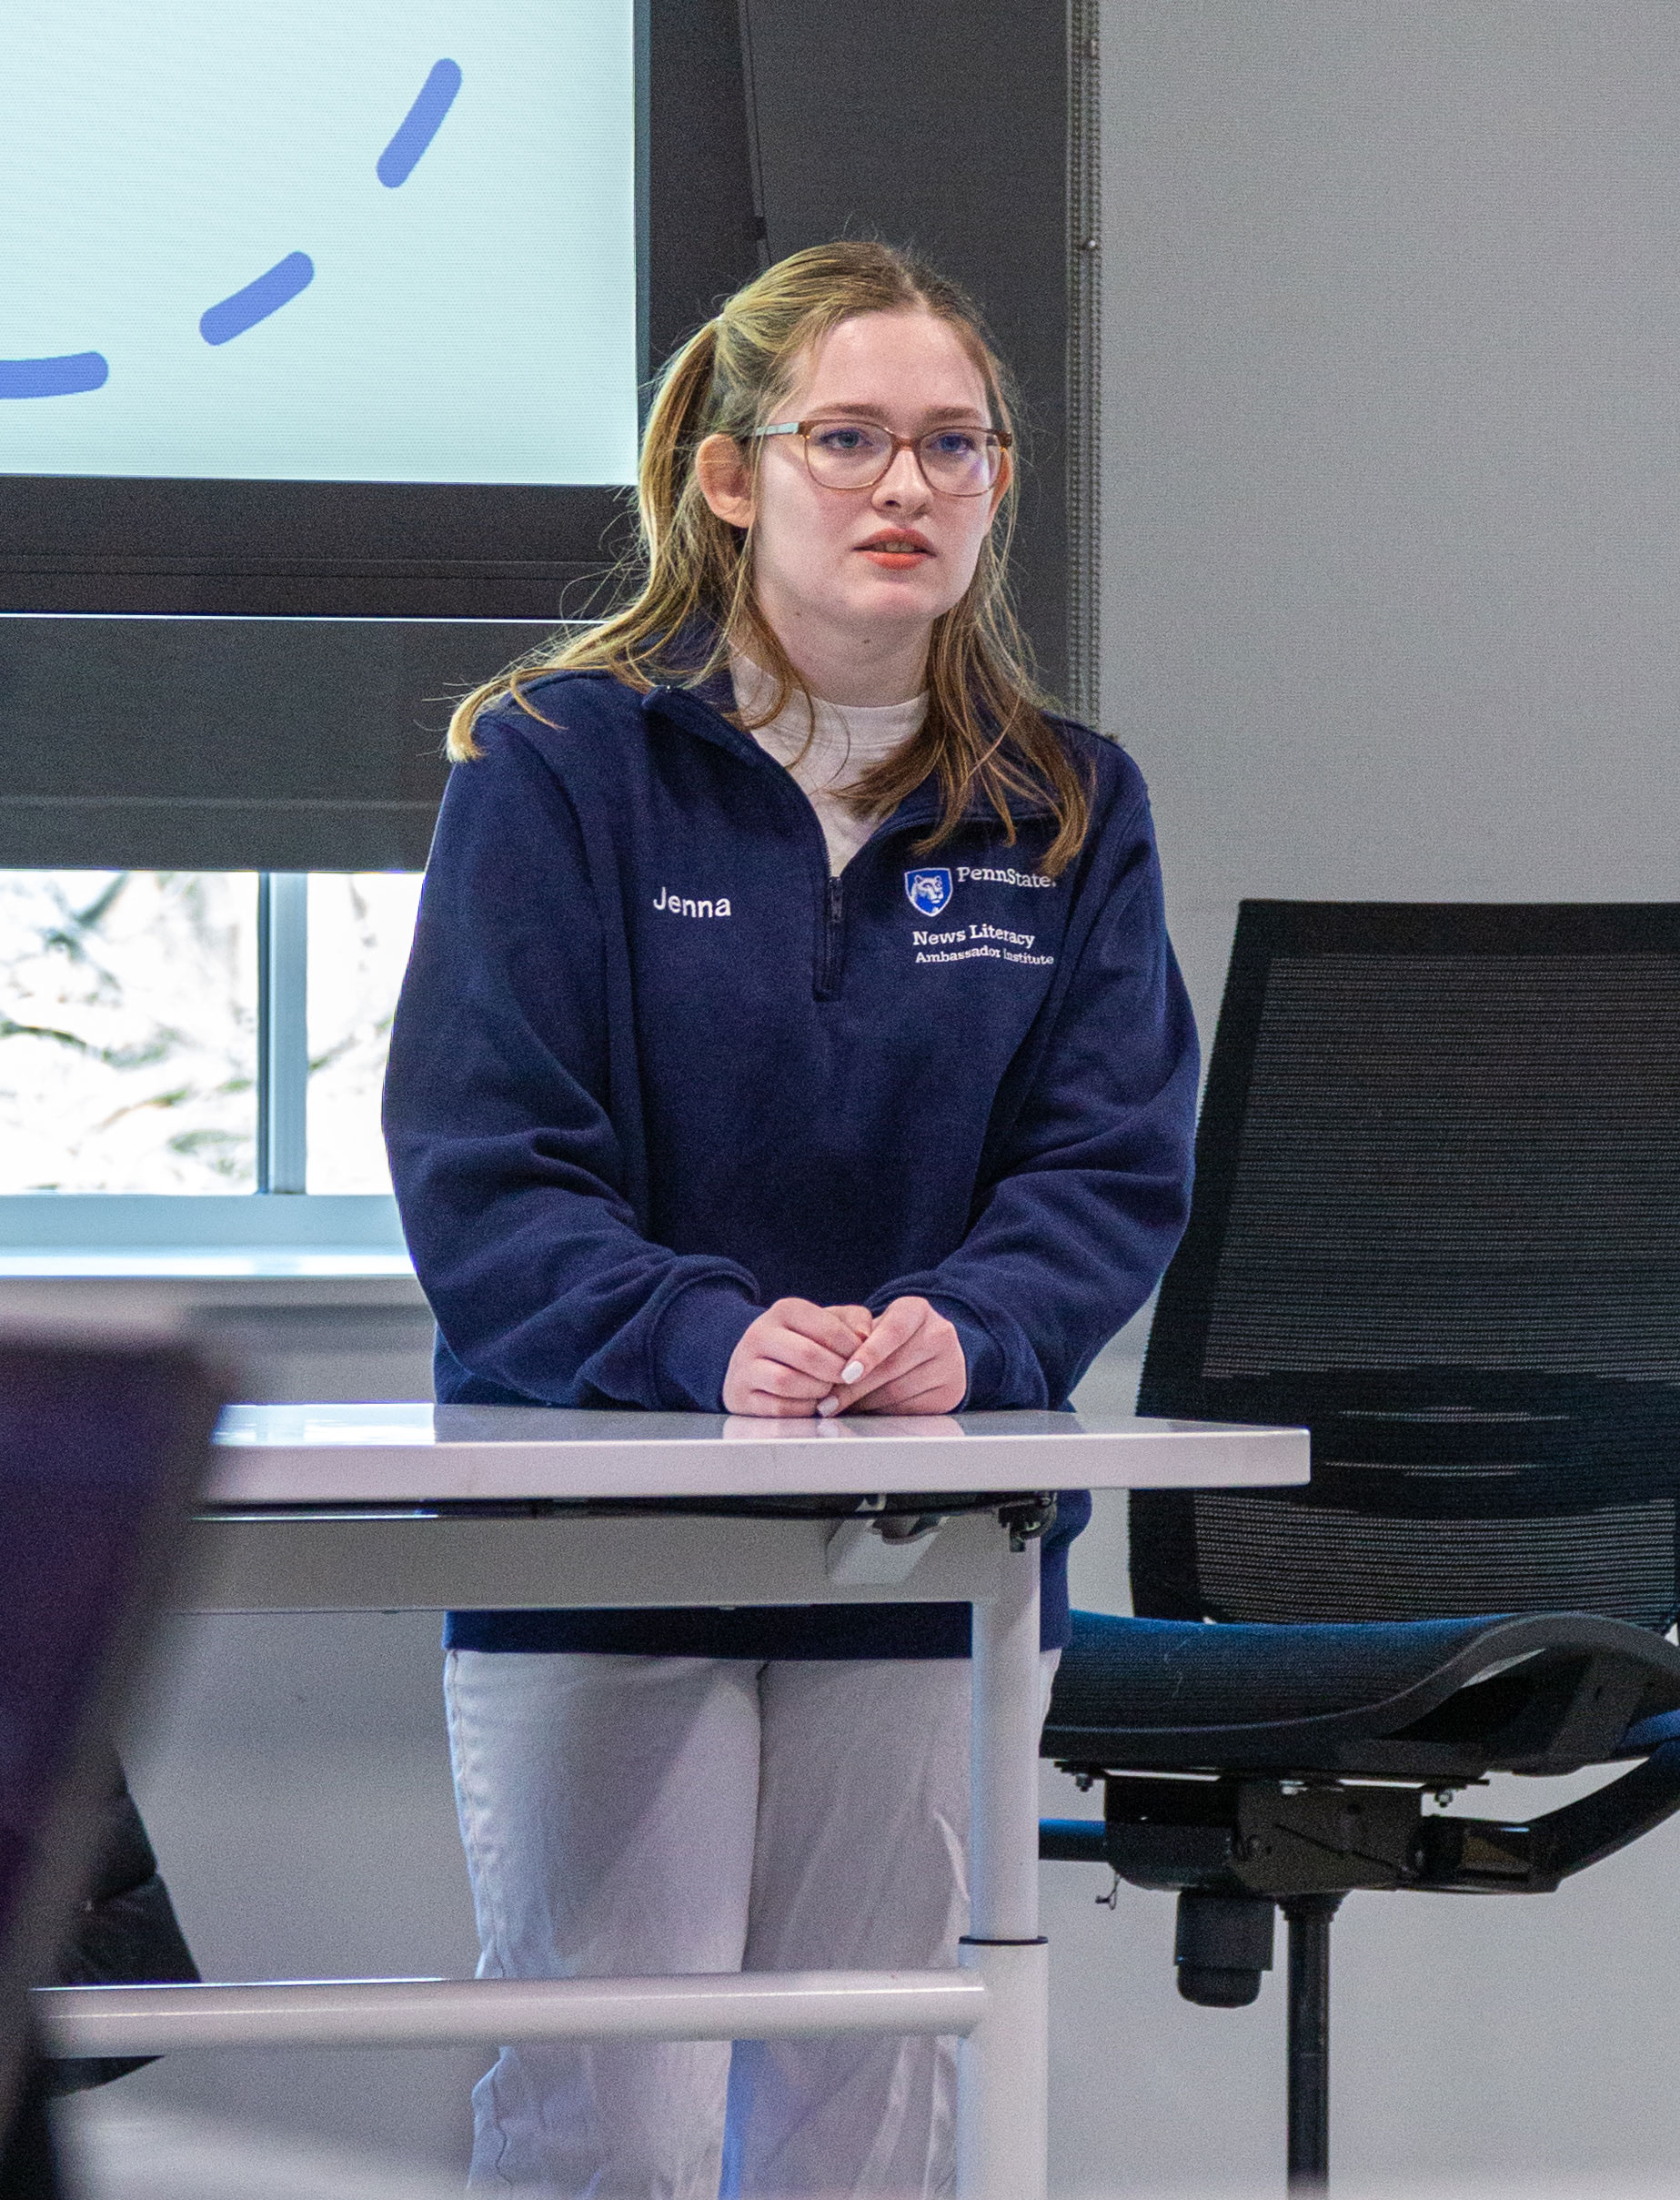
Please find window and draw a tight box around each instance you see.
[307,873,426,1195]
[0,871,259,1194]
[0,868,419,1255]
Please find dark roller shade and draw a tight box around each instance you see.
[0,616,556,871]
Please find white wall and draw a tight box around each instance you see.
[1041,3,1680,2191]
[1103,0,1680,1041]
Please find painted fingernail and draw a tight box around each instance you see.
[817,1395,840,1418]
[840,1360,864,1387]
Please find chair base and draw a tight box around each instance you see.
[1042,1741,1680,2194]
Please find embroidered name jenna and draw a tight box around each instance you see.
[653,887,732,919]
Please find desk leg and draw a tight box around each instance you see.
[958,1533,1047,2200]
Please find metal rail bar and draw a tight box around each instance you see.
[37,1968,988,2057]
[1038,1817,1108,1864]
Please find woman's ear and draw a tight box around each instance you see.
[696,433,756,529]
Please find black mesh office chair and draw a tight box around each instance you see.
[1039,901,1680,2189]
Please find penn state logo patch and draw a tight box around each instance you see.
[904,868,953,917]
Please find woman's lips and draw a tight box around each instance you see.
[857,535,934,570]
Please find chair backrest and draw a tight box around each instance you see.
[0,1337,222,2150]
[1132,902,1680,1630]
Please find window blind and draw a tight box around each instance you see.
[0,616,558,871]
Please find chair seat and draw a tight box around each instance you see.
[1042,1609,1680,1780]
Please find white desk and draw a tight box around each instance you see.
[42,1405,1306,2200]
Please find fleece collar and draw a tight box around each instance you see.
[641,668,1061,837]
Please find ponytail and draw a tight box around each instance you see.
[639,318,718,570]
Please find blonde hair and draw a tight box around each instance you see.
[448,239,1091,873]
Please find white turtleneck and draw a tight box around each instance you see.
[731,653,927,876]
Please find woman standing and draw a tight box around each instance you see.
[385,240,1197,2195]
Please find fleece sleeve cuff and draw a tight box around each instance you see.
[933,1306,1010,1412]
[649,1277,765,1411]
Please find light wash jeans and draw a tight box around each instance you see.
[444,1649,1057,2199]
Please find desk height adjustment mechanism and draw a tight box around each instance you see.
[825,1499,945,1586]
[997,1495,1058,1552]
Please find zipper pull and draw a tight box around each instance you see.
[815,873,845,999]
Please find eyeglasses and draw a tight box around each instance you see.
[749,417,1011,497]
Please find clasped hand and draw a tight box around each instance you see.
[721,1297,966,1418]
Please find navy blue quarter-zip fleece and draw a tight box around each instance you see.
[383,667,1198,1658]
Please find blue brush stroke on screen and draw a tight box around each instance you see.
[199,252,316,346]
[0,351,110,399]
[377,59,463,187]
[9,59,463,395]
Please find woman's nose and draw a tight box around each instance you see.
[873,446,930,509]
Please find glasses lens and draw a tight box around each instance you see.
[917,427,1000,495]
[803,420,895,487]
